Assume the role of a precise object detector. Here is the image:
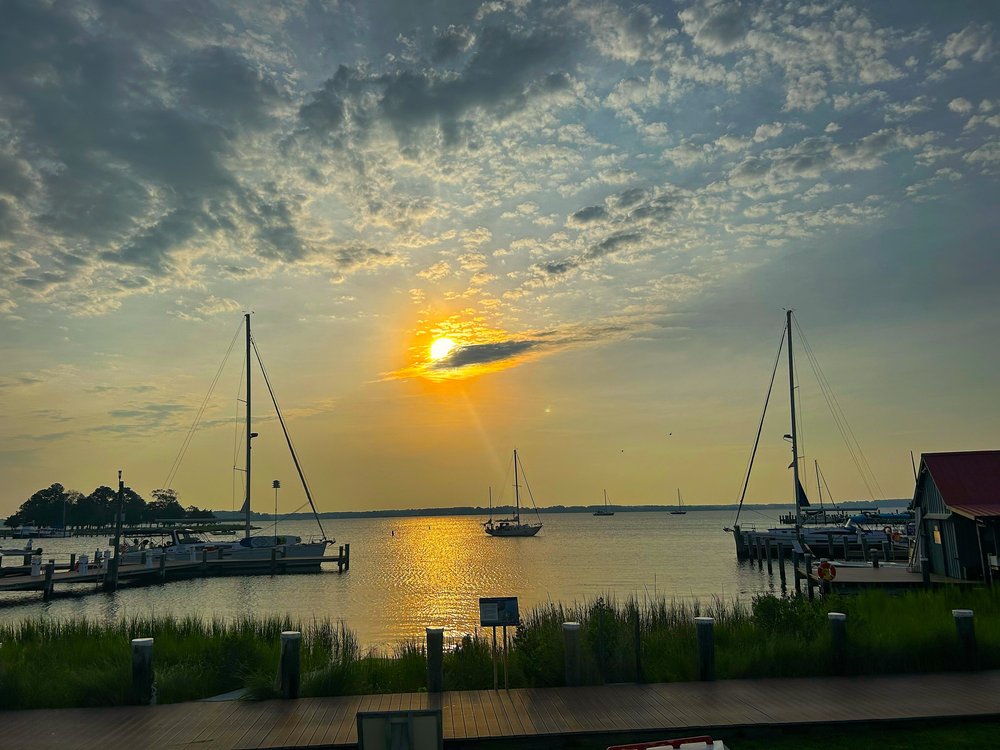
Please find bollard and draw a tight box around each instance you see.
[280,631,301,698]
[563,622,581,686]
[79,553,89,575]
[777,542,787,586]
[805,553,815,601]
[953,609,977,670]
[131,638,155,705]
[695,617,715,681]
[828,612,847,674]
[69,553,76,571]
[426,627,444,693]
[31,557,41,577]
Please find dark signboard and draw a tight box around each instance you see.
[479,596,519,627]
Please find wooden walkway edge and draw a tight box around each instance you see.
[6,670,1000,750]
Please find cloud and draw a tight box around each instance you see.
[949,97,974,114]
[678,1,751,55]
[939,22,995,66]
[434,339,537,368]
[432,25,476,61]
[569,205,609,224]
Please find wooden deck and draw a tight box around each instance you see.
[6,670,1000,749]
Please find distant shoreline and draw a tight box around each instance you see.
[209,499,911,522]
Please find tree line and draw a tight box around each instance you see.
[3,484,215,530]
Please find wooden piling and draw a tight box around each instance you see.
[953,609,977,670]
[426,627,445,693]
[829,612,847,674]
[43,560,55,600]
[792,550,802,595]
[695,617,715,681]
[344,543,350,571]
[805,553,815,601]
[131,637,155,705]
[563,622,581,686]
[280,631,301,699]
[337,545,344,573]
[69,553,76,571]
[777,542,786,586]
[827,532,834,559]
[756,538,763,570]
[764,541,773,575]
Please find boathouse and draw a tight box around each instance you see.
[911,450,1000,581]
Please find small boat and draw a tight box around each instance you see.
[593,489,615,516]
[670,488,687,515]
[484,450,543,537]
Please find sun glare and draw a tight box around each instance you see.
[429,337,456,360]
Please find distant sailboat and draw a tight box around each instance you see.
[484,449,543,537]
[670,488,687,515]
[593,489,615,516]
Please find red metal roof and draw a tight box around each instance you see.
[922,450,1000,519]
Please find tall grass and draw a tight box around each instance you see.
[1,588,998,709]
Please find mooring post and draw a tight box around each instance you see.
[766,541,774,575]
[344,543,350,571]
[69,553,76,571]
[804,553,815,601]
[337,545,344,573]
[426,627,444,693]
[131,637,155,705]
[43,560,55,600]
[563,622,581,686]
[952,609,977,670]
[757,538,764,570]
[828,612,847,674]
[31,556,41,577]
[280,631,301,699]
[695,616,715,681]
[777,543,787,586]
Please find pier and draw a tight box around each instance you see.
[0,544,350,601]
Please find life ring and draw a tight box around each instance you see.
[891,532,902,543]
[817,560,837,581]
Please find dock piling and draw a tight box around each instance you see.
[280,631,301,699]
[43,560,55,600]
[765,541,773,576]
[828,612,847,674]
[337,545,344,573]
[952,609,977,670]
[695,616,715,681]
[792,550,801,595]
[563,622,581,686]
[804,553,815,601]
[344,543,350,571]
[131,638,155,705]
[426,627,445,693]
[777,543,786,586]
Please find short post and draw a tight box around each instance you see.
[79,553,89,575]
[695,616,715,681]
[131,637,155,705]
[828,612,847,674]
[804,553,815,601]
[31,557,41,577]
[792,550,802,595]
[563,622,581,686]
[921,556,931,586]
[777,543,787,586]
[280,630,301,699]
[69,553,76,571]
[337,545,344,573]
[953,609,977,670]
[765,541,773,575]
[43,560,55,600]
[426,627,444,693]
[871,549,880,569]
[344,543,350,571]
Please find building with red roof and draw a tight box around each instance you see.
[910,450,1000,581]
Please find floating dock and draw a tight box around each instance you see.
[0,543,350,601]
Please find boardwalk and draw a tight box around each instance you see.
[5,671,1000,749]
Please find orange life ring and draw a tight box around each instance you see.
[817,560,837,581]
[891,532,902,543]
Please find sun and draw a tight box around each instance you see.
[429,337,456,360]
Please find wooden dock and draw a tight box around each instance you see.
[0,545,349,600]
[4,670,1000,749]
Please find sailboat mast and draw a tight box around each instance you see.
[513,449,521,523]
[815,460,823,507]
[786,309,802,534]
[244,312,252,540]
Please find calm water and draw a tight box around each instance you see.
[0,509,787,647]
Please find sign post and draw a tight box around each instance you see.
[479,596,519,691]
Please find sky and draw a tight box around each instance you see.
[1,0,998,518]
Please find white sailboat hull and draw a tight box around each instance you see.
[484,522,542,537]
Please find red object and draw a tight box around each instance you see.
[607,736,715,750]
[817,560,837,580]
[920,451,1000,519]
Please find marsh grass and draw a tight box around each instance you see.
[2,588,999,708]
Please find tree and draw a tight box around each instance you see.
[6,484,68,527]
[146,488,185,522]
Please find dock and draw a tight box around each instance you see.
[0,544,350,600]
[4,670,1000,749]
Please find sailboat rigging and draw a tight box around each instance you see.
[593,489,615,516]
[671,488,687,515]
[483,450,543,537]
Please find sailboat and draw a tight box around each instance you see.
[670,488,687,515]
[593,490,615,516]
[123,313,331,567]
[484,449,543,537]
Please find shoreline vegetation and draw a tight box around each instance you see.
[1,587,996,711]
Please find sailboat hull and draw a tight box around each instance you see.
[484,522,542,537]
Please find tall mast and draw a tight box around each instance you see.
[244,312,252,540]
[815,460,823,507]
[786,309,802,534]
[513,449,521,523]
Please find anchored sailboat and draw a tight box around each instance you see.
[593,490,615,516]
[484,450,543,537]
[670,488,687,515]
